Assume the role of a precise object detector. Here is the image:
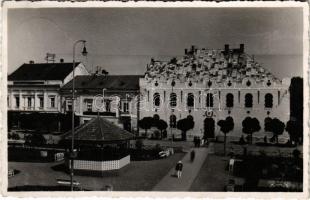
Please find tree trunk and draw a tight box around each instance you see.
[160,130,163,139]
[182,131,186,141]
[250,133,253,144]
[224,133,227,156]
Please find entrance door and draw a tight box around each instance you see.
[204,117,215,139]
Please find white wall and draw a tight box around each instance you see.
[139,77,291,140]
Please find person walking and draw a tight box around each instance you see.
[190,150,196,162]
[175,160,183,178]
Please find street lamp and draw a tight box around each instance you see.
[70,40,87,191]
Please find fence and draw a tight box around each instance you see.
[69,155,130,171]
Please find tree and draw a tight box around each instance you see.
[290,77,303,144]
[217,116,234,156]
[156,119,168,139]
[177,117,195,141]
[138,117,154,137]
[29,133,46,146]
[286,119,302,145]
[242,117,261,144]
[135,139,144,150]
[270,118,285,144]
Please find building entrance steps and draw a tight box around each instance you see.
[152,147,209,191]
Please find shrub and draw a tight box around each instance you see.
[135,139,144,150]
[154,130,160,139]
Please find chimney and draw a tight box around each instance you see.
[224,44,229,53]
[191,45,195,52]
[60,58,64,63]
[240,44,244,53]
[29,60,34,64]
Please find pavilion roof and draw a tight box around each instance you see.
[64,117,134,143]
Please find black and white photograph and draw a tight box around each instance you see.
[1,1,308,197]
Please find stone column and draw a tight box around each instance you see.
[44,91,48,111]
[116,97,120,118]
[79,96,83,115]
[19,91,22,111]
[34,92,37,111]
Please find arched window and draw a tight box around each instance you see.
[226,93,234,108]
[170,93,177,107]
[265,93,273,108]
[153,93,160,107]
[245,93,253,108]
[206,93,214,107]
[170,115,177,128]
[187,93,194,107]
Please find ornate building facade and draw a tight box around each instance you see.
[139,44,291,140]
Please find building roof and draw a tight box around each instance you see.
[64,117,134,143]
[144,44,279,83]
[62,75,142,91]
[8,62,80,81]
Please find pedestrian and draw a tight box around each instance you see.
[229,156,235,173]
[190,150,195,162]
[205,138,209,147]
[175,160,183,178]
[193,136,197,147]
[263,136,267,144]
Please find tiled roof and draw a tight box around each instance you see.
[145,45,278,83]
[64,117,134,142]
[8,62,80,81]
[62,75,142,90]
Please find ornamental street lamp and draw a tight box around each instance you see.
[70,40,87,191]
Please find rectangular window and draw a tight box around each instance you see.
[85,99,93,112]
[50,97,55,108]
[181,91,183,102]
[67,100,72,111]
[164,91,166,102]
[147,91,150,102]
[27,97,32,108]
[39,96,44,108]
[123,102,129,113]
[15,96,20,108]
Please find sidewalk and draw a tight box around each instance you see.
[152,147,209,191]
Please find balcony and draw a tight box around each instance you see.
[22,106,35,111]
[82,111,116,117]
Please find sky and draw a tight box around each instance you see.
[8,7,304,78]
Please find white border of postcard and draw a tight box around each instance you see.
[1,1,309,199]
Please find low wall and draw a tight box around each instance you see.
[69,155,130,171]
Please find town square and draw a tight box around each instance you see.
[2,2,307,195]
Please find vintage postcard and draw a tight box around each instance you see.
[0,1,309,199]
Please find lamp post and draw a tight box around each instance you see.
[70,40,88,191]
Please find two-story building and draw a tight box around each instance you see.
[8,60,89,128]
[59,74,142,132]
